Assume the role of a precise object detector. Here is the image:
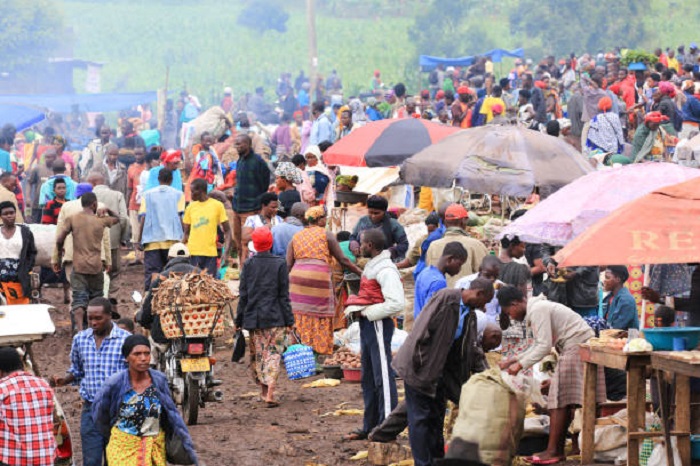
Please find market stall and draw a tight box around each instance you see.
[579,344,652,466]
[650,351,700,466]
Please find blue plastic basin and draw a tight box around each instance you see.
[642,327,700,351]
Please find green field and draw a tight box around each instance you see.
[58,0,700,105]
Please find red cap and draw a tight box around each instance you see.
[162,150,182,164]
[436,90,445,99]
[445,204,468,220]
[457,86,470,95]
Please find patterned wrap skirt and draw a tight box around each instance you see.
[105,426,166,466]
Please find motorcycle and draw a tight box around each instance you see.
[164,333,223,425]
[133,291,226,425]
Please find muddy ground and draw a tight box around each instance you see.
[34,262,406,466]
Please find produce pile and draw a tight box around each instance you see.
[588,329,628,349]
[152,271,236,338]
[324,347,361,369]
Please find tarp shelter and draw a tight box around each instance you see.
[0,104,46,131]
[419,48,525,71]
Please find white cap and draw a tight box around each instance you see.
[224,87,233,94]
[168,242,190,258]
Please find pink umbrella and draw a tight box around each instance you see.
[499,163,700,246]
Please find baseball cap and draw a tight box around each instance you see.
[445,204,468,220]
[168,242,190,258]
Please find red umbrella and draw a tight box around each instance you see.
[322,119,460,167]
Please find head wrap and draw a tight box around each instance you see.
[336,175,358,190]
[162,149,182,164]
[445,204,468,220]
[121,334,150,358]
[305,205,326,223]
[457,86,470,95]
[251,227,273,252]
[75,183,93,198]
[645,111,669,124]
[304,145,321,159]
[436,90,445,99]
[275,162,303,184]
[491,103,504,115]
[598,96,613,112]
[292,110,303,119]
[659,81,676,97]
[534,81,546,89]
[53,135,66,147]
[385,89,395,99]
[366,195,388,211]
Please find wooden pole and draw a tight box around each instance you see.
[307,0,318,105]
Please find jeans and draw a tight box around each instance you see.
[190,255,218,277]
[144,248,170,289]
[80,401,105,466]
[405,382,446,466]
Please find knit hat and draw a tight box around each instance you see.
[251,227,273,253]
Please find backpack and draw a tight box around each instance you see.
[429,69,439,85]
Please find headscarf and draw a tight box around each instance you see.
[251,227,273,252]
[598,96,613,112]
[162,149,182,164]
[336,175,358,190]
[304,145,322,159]
[275,161,303,184]
[659,81,676,97]
[645,111,669,124]
[436,90,445,100]
[121,334,150,358]
[75,183,93,198]
[292,110,303,119]
[349,98,366,123]
[305,205,326,223]
[53,135,67,148]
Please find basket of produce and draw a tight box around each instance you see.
[324,347,362,382]
[151,271,236,339]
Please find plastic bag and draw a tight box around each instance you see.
[647,438,681,466]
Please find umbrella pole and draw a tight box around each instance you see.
[640,264,650,329]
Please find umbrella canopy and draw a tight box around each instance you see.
[555,178,700,266]
[499,163,700,246]
[403,125,592,196]
[322,119,459,167]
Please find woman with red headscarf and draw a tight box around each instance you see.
[585,96,625,157]
[631,111,678,163]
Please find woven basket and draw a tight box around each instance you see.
[160,303,226,339]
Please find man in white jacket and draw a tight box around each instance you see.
[344,228,405,441]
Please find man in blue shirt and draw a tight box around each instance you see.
[309,101,335,146]
[51,297,129,466]
[414,242,467,320]
[271,202,307,257]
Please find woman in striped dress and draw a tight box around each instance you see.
[287,206,362,355]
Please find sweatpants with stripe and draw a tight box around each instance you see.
[360,316,398,433]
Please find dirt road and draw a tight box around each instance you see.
[35,264,402,466]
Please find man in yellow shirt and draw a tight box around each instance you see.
[479,85,507,123]
[667,49,680,73]
[183,178,231,276]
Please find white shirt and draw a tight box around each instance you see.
[0,227,22,259]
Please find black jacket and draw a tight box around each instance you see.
[393,289,485,402]
[140,257,197,343]
[235,252,294,330]
[16,225,37,297]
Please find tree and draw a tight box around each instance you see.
[509,0,650,57]
[0,0,64,71]
[409,0,498,58]
[237,0,290,33]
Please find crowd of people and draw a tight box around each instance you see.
[1,43,700,466]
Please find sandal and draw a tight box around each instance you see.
[343,429,368,441]
[264,400,280,408]
[526,456,566,465]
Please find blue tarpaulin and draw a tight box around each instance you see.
[419,48,525,71]
[0,91,158,114]
[0,104,46,131]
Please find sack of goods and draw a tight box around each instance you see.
[283,344,316,380]
[450,368,528,465]
[151,271,236,339]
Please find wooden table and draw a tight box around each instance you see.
[579,345,651,466]
[650,352,700,466]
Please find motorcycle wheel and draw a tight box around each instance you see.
[182,377,199,426]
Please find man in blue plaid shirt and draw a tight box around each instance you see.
[51,297,129,466]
